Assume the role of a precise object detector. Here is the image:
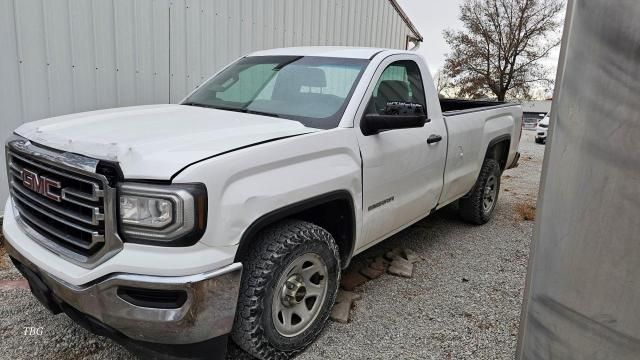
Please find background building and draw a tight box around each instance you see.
[520,100,553,130]
[0,0,421,209]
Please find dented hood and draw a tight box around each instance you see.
[15,104,318,179]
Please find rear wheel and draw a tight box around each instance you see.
[232,220,340,360]
[459,159,501,225]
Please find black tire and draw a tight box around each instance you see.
[535,138,543,144]
[459,159,501,225]
[231,220,341,360]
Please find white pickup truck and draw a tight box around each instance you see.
[3,47,521,360]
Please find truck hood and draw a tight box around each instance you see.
[15,104,319,179]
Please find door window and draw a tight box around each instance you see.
[366,60,427,115]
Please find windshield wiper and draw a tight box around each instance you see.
[208,105,247,114]
[186,103,280,118]
[244,109,280,118]
[182,101,216,109]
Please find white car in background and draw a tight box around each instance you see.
[536,113,550,144]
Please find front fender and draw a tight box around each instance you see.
[173,128,363,251]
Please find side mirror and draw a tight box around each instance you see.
[361,102,429,136]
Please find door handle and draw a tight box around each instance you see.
[427,134,443,144]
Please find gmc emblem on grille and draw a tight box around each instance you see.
[21,169,62,202]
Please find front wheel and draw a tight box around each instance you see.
[459,158,502,225]
[232,220,340,360]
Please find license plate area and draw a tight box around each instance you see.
[10,257,62,314]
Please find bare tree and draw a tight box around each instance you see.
[443,0,564,101]
[433,69,457,98]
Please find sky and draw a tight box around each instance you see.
[395,0,465,74]
[395,0,562,80]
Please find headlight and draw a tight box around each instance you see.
[117,183,207,246]
[120,195,173,228]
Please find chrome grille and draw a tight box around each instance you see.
[6,139,122,268]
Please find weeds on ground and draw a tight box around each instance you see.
[515,201,537,221]
[0,217,10,270]
[0,234,9,271]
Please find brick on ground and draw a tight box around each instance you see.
[0,280,29,291]
[403,248,423,263]
[340,271,368,291]
[331,290,362,324]
[330,301,352,324]
[369,261,386,272]
[384,248,404,261]
[388,257,414,278]
[371,256,390,270]
[385,247,423,264]
[336,290,362,304]
[360,265,385,280]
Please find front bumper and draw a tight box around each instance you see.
[5,239,242,347]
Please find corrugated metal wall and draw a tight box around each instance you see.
[0,0,417,207]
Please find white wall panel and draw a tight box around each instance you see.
[372,0,380,46]
[152,0,171,103]
[93,0,119,109]
[15,0,49,122]
[369,0,377,45]
[0,0,22,131]
[169,0,186,102]
[382,1,391,47]
[69,0,97,112]
[325,0,335,46]
[0,0,419,208]
[43,0,72,116]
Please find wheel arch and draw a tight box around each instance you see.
[485,134,511,171]
[234,190,356,269]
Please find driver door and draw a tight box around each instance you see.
[356,55,447,248]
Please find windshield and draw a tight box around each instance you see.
[542,113,550,124]
[183,56,369,129]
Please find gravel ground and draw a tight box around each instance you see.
[0,132,544,360]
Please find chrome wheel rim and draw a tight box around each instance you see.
[483,175,498,213]
[271,253,329,338]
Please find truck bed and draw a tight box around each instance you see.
[440,98,515,115]
[437,99,522,208]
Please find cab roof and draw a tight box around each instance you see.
[248,46,408,60]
